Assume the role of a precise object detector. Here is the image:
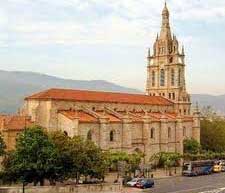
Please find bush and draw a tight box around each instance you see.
[183,138,201,154]
[201,119,225,152]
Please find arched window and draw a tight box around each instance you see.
[134,148,142,154]
[172,93,175,100]
[160,69,165,86]
[64,131,68,136]
[152,71,155,87]
[183,127,186,137]
[150,128,155,139]
[110,130,115,142]
[168,127,172,139]
[87,130,92,141]
[171,69,175,86]
[178,69,181,86]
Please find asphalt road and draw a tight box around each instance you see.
[124,173,225,193]
[150,173,225,193]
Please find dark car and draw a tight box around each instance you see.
[136,178,154,189]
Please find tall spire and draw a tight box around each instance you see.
[159,2,172,40]
[182,45,185,55]
[148,48,151,58]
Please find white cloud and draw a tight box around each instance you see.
[2,0,225,46]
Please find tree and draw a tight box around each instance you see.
[127,152,144,177]
[150,152,181,176]
[1,126,61,186]
[64,136,108,183]
[108,151,129,170]
[107,151,144,179]
[201,119,225,152]
[183,138,201,154]
[1,129,114,185]
[82,140,108,181]
[0,134,6,156]
[49,131,74,182]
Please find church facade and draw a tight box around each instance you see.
[20,4,200,161]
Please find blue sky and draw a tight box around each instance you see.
[1,0,225,94]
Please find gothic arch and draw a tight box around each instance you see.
[171,69,175,86]
[150,128,155,139]
[160,69,165,86]
[152,71,155,87]
[134,148,142,154]
[168,127,172,139]
[109,130,115,142]
[183,127,187,137]
[178,68,181,86]
[64,131,68,136]
[87,130,92,141]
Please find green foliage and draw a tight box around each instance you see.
[183,138,201,154]
[0,128,145,185]
[127,152,144,175]
[108,151,129,170]
[1,126,60,185]
[201,119,225,152]
[49,131,74,182]
[183,151,225,161]
[0,134,6,156]
[150,152,182,169]
[0,152,18,184]
[50,132,108,183]
[107,151,144,177]
[1,128,109,185]
[81,140,108,180]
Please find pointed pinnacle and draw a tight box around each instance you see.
[148,48,151,57]
[182,45,185,54]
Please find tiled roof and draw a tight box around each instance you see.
[128,111,192,122]
[25,88,173,106]
[60,111,98,123]
[59,109,193,124]
[0,115,33,131]
[60,110,122,123]
[96,110,121,123]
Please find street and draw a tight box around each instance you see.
[124,173,225,193]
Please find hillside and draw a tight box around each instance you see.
[0,70,140,113]
[192,94,225,115]
[0,70,224,114]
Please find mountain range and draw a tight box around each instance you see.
[0,70,224,114]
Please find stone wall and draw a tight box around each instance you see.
[0,184,121,193]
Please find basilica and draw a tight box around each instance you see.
[1,3,200,161]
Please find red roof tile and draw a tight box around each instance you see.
[0,115,33,131]
[25,88,173,106]
[96,110,121,123]
[60,111,98,123]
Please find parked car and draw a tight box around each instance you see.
[126,178,143,187]
[213,161,222,173]
[220,161,225,172]
[136,178,154,189]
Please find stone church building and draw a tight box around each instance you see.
[2,4,201,160]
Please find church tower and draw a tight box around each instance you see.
[146,3,191,115]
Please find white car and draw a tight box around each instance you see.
[127,178,143,187]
